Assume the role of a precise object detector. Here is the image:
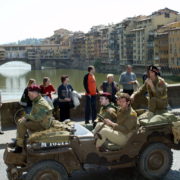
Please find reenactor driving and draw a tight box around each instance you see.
[13,85,53,153]
[131,65,168,119]
[94,92,137,151]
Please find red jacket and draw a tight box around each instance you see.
[83,73,98,95]
[40,84,56,99]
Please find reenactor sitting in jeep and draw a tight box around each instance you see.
[94,93,137,151]
[93,92,117,133]
[12,85,54,153]
[131,65,168,119]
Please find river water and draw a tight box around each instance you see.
[0,62,179,102]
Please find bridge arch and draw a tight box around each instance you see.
[0,60,31,68]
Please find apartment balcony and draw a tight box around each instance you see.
[147,42,154,48]
[119,60,126,65]
[133,60,146,66]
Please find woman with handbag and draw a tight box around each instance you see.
[57,75,74,121]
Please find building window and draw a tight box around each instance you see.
[164,13,170,18]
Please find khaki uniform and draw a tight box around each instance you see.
[93,104,117,134]
[134,76,168,113]
[96,106,137,147]
[16,95,53,147]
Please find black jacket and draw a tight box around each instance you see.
[58,84,73,100]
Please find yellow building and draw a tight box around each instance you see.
[155,21,180,68]
[85,33,95,60]
[72,33,85,59]
[154,32,169,67]
[93,32,101,59]
[131,8,179,66]
[169,27,180,68]
[84,26,109,62]
[100,27,109,61]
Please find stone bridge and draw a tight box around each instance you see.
[0,45,73,70]
[0,58,73,70]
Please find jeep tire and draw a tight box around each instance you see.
[25,160,68,180]
[138,143,173,180]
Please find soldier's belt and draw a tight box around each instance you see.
[151,95,167,99]
[159,95,167,99]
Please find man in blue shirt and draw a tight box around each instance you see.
[119,65,137,96]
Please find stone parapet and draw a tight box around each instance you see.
[1,84,180,128]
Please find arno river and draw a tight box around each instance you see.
[0,61,180,102]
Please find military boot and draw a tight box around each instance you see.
[13,146,23,153]
[8,139,17,148]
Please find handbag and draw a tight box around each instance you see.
[69,100,75,109]
[20,94,27,107]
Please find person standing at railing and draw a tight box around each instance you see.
[20,79,36,114]
[40,77,56,107]
[58,75,74,122]
[119,65,137,96]
[40,77,56,100]
[100,74,119,104]
[83,65,98,125]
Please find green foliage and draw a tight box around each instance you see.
[17,38,44,45]
[4,38,44,45]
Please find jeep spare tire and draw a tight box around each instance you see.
[25,160,68,180]
[138,143,173,180]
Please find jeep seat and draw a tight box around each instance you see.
[138,112,179,126]
[135,109,147,117]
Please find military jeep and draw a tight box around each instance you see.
[3,113,180,180]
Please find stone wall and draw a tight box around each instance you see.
[1,84,180,128]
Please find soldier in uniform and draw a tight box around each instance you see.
[13,85,53,153]
[95,93,137,150]
[131,65,168,118]
[93,92,117,134]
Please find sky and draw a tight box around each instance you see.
[0,0,179,44]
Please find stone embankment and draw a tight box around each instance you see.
[1,84,180,128]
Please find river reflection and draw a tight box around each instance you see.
[0,61,179,102]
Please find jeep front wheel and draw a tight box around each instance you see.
[25,160,68,180]
[138,143,173,180]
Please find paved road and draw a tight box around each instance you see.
[1,148,180,180]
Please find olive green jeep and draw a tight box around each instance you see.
[3,113,180,180]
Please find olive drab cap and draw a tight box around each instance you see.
[28,85,41,92]
[115,92,130,100]
[100,92,112,97]
[147,65,159,74]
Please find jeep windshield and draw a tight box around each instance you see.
[74,123,94,139]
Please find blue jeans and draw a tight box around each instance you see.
[85,95,97,124]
